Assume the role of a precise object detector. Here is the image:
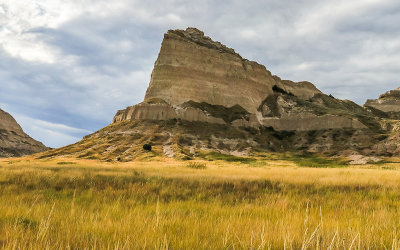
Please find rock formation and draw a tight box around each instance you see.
[37,28,400,161]
[114,28,370,132]
[143,28,320,113]
[364,87,400,118]
[0,108,48,157]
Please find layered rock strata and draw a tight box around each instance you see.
[115,27,367,131]
[0,108,48,157]
[38,28,400,161]
[144,28,321,113]
[365,87,400,114]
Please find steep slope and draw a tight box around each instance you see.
[0,108,48,157]
[39,119,378,162]
[365,87,400,119]
[144,28,321,114]
[38,28,400,160]
[114,28,373,132]
[362,87,400,155]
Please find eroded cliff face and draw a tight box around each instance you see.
[0,109,48,157]
[365,87,400,115]
[38,28,400,161]
[115,27,371,132]
[144,28,321,114]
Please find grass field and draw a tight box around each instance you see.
[1,156,400,249]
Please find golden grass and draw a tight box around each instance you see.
[1,156,400,249]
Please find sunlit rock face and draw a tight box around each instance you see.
[37,28,400,159]
[114,28,373,132]
[144,27,320,114]
[365,87,400,113]
[0,108,48,157]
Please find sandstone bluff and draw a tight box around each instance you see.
[0,108,48,157]
[113,28,364,131]
[40,28,400,161]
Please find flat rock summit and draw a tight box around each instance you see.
[365,88,400,116]
[0,108,48,157]
[40,27,400,161]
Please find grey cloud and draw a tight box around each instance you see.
[1,0,400,147]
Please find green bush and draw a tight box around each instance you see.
[57,161,76,165]
[143,144,152,151]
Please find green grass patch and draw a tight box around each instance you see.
[382,166,396,170]
[364,159,392,165]
[247,161,268,168]
[282,153,348,168]
[200,151,256,164]
[13,217,38,229]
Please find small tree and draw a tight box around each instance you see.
[143,144,152,151]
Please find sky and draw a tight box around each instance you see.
[1,0,400,148]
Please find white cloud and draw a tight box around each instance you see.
[0,0,132,63]
[1,35,57,63]
[239,30,259,40]
[294,0,385,36]
[12,114,91,148]
[0,0,67,62]
[1,0,400,148]
[165,13,182,24]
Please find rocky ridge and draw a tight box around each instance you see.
[38,28,400,161]
[115,28,366,132]
[365,87,400,117]
[0,108,48,157]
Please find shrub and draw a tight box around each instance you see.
[143,144,152,151]
[57,161,76,165]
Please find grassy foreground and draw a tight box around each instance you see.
[1,157,400,249]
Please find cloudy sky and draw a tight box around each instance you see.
[1,0,399,148]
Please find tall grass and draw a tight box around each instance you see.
[275,153,349,168]
[185,162,207,169]
[200,151,256,163]
[0,158,400,248]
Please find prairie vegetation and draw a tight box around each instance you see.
[1,156,400,249]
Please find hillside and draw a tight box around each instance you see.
[0,108,48,157]
[38,27,400,161]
